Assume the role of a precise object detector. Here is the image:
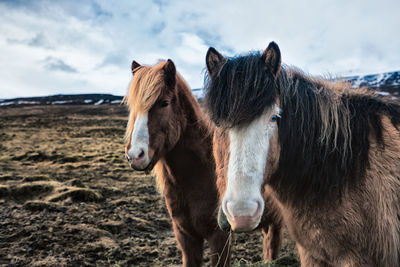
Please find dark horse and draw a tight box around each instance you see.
[124,60,230,266]
[205,42,400,266]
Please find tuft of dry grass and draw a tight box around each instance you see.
[9,181,58,199]
[46,187,102,202]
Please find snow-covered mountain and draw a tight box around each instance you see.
[342,71,400,97]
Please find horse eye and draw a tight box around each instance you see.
[160,100,169,108]
[269,115,277,123]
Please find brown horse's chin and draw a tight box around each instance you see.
[131,162,153,174]
[131,165,149,172]
[130,159,154,173]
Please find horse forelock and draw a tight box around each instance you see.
[204,52,278,128]
[123,61,173,143]
[124,62,167,114]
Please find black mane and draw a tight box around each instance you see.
[272,71,400,205]
[205,52,400,205]
[204,52,278,128]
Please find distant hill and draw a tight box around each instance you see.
[1,70,399,107]
[0,94,123,107]
[342,70,400,97]
[0,89,206,107]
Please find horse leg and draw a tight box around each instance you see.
[207,229,232,267]
[261,223,282,261]
[174,226,204,267]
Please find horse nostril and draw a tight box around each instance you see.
[126,154,131,162]
[137,149,145,159]
[218,207,231,232]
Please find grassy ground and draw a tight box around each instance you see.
[0,104,298,266]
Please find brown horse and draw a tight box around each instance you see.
[124,59,230,266]
[204,42,400,266]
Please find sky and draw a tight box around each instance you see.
[0,0,399,99]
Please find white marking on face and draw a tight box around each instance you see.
[222,105,280,230]
[127,112,151,170]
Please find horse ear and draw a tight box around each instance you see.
[131,60,141,74]
[206,47,226,77]
[163,59,176,87]
[262,42,281,77]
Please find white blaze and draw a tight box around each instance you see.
[222,106,279,225]
[127,112,150,169]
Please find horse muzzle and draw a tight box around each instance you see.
[218,200,263,232]
[126,150,151,171]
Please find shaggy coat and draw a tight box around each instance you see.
[205,42,400,266]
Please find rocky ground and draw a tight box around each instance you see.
[0,105,298,266]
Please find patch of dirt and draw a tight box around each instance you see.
[0,105,298,266]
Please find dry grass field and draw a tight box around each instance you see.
[0,104,298,266]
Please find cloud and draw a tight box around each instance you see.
[28,33,49,48]
[7,33,52,49]
[0,0,399,98]
[42,57,77,73]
